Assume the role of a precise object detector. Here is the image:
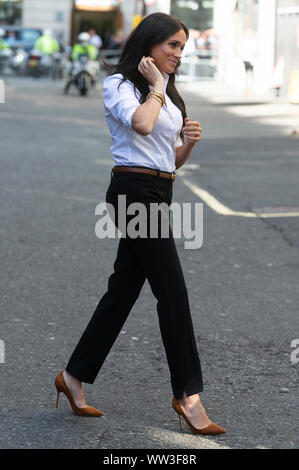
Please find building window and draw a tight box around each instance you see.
[0,0,22,25]
[55,11,64,23]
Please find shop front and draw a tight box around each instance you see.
[71,0,123,47]
[0,0,22,25]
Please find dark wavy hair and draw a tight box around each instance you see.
[101,13,189,141]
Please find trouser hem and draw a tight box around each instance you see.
[172,381,204,399]
[65,365,95,385]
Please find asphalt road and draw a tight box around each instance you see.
[0,75,298,449]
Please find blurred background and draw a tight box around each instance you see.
[0,0,298,99]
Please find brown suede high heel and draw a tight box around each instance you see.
[54,370,104,417]
[172,397,226,435]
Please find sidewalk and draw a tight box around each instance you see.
[178,79,288,104]
[177,80,299,136]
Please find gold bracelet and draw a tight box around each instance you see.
[146,90,165,105]
[150,90,165,105]
[146,93,163,106]
[148,94,163,106]
[152,90,165,104]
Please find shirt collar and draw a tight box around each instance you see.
[161,72,169,92]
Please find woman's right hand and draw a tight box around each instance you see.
[137,56,164,87]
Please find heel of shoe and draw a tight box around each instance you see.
[178,414,184,431]
[172,397,226,436]
[54,370,104,417]
[55,387,60,409]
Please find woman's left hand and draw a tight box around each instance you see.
[182,117,202,143]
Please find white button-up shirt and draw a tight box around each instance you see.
[102,71,183,173]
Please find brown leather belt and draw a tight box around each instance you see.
[112,166,176,181]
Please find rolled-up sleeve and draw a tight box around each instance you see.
[102,75,141,128]
[174,133,183,148]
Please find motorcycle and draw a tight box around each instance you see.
[26,49,50,77]
[50,51,65,80]
[9,47,28,75]
[0,47,12,74]
[64,53,99,96]
[27,49,65,79]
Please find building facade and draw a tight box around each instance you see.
[2,0,298,96]
[20,0,169,47]
[214,0,299,97]
[0,0,22,25]
[22,0,73,45]
[213,0,277,95]
[2,0,214,47]
[275,0,299,96]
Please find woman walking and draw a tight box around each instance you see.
[55,13,226,436]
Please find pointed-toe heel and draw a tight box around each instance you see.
[54,370,104,417]
[172,397,226,436]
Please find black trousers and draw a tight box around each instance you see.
[65,169,203,399]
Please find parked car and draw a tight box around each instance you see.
[2,26,42,53]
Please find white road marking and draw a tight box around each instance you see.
[181,177,299,218]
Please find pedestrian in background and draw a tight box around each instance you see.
[54,12,226,437]
[239,28,257,93]
[0,28,10,51]
[34,29,60,55]
[88,28,103,52]
[104,30,125,59]
[71,32,98,61]
[108,29,124,51]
